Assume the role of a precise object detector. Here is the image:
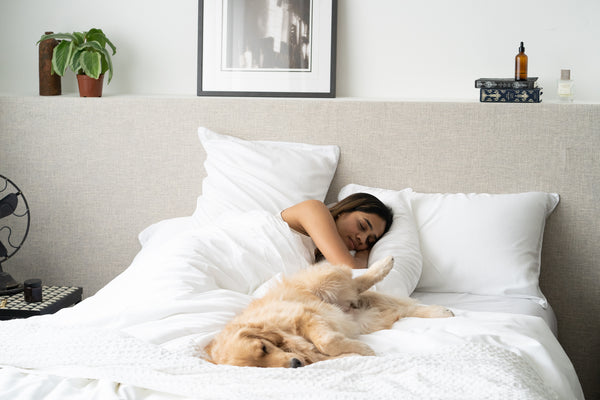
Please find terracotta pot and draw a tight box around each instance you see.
[77,74,104,97]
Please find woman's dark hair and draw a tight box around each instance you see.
[329,192,394,236]
[314,192,394,262]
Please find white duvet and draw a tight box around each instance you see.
[0,211,584,400]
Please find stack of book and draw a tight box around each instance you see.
[475,77,542,103]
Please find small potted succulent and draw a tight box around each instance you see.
[37,29,116,97]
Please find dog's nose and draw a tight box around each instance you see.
[290,358,303,368]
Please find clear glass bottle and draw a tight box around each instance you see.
[557,69,574,102]
[515,42,528,81]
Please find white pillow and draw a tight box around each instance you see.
[338,184,422,298]
[411,191,559,307]
[193,127,340,224]
[138,216,197,247]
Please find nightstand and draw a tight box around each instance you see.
[0,286,83,320]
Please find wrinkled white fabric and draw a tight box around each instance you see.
[0,210,584,400]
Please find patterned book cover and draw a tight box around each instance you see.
[475,77,539,89]
[480,88,542,103]
[0,286,82,319]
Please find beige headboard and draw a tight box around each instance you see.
[1,96,598,398]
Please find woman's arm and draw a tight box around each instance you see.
[281,200,367,269]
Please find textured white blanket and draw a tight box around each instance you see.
[0,212,582,399]
[0,321,558,400]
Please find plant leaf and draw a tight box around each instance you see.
[70,48,85,74]
[86,28,107,48]
[79,51,102,79]
[37,32,77,45]
[80,41,104,52]
[72,32,85,46]
[77,41,114,83]
[100,46,114,83]
[105,37,117,55]
[51,41,72,76]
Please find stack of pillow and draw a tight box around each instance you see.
[140,127,559,306]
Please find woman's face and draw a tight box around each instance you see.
[335,211,386,252]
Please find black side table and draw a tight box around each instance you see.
[0,286,83,320]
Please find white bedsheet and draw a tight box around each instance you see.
[0,211,584,400]
[413,291,558,336]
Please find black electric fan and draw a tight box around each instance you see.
[0,175,30,295]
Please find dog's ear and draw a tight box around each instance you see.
[203,340,217,363]
[239,325,284,347]
[237,325,263,339]
[258,329,284,347]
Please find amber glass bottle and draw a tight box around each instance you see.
[515,42,528,81]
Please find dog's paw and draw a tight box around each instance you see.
[369,256,394,278]
[426,305,455,318]
[353,341,376,356]
[330,340,375,357]
[373,255,394,270]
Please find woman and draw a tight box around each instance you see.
[281,193,393,269]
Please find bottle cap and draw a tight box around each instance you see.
[561,69,571,80]
[519,42,525,52]
[24,279,42,288]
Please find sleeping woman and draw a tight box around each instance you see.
[281,193,393,269]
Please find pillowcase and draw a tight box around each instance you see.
[193,127,340,225]
[138,216,197,247]
[338,184,422,297]
[411,191,559,307]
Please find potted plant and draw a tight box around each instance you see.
[37,29,116,97]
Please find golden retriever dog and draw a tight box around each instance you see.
[204,256,453,368]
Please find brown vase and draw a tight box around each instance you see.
[38,31,61,96]
[77,74,104,97]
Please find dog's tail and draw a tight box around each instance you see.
[352,255,394,293]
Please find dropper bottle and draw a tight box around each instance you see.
[515,42,528,81]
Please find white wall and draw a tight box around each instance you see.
[1,0,599,102]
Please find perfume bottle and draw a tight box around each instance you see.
[515,41,528,81]
[557,69,574,102]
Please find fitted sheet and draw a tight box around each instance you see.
[413,291,558,336]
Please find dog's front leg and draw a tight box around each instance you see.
[352,255,394,293]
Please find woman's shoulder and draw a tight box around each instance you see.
[283,199,329,219]
[296,199,327,209]
[281,200,330,233]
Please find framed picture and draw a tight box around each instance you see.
[197,0,337,97]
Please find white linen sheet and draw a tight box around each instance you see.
[413,291,559,336]
[0,211,584,400]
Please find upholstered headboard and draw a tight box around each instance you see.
[1,96,598,398]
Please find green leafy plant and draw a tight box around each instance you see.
[37,28,117,84]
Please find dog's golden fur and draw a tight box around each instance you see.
[204,256,453,368]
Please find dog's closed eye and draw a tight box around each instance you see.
[261,344,268,354]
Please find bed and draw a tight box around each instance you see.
[0,97,597,399]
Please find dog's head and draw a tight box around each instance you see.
[205,324,306,368]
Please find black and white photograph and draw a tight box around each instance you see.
[223,0,312,71]
[198,0,337,97]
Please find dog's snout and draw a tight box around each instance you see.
[290,358,303,368]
